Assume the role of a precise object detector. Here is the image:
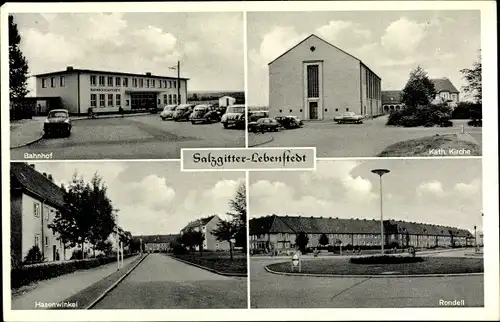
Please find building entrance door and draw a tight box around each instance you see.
[52,245,56,261]
[131,93,157,111]
[309,102,318,120]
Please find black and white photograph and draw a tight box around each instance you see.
[9,12,245,160]
[247,11,482,157]
[10,161,247,309]
[249,159,483,308]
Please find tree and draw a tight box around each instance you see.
[9,15,30,100]
[211,219,238,260]
[401,66,436,108]
[180,229,196,252]
[319,233,329,247]
[227,183,247,252]
[95,240,113,256]
[295,232,309,253]
[49,172,116,259]
[460,50,482,104]
[191,230,205,256]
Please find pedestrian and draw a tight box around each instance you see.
[88,107,94,119]
[119,106,124,118]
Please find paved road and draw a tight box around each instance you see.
[249,116,483,157]
[250,250,483,308]
[92,254,247,309]
[11,115,245,160]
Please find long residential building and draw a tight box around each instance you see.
[249,215,474,253]
[180,215,230,251]
[135,234,180,253]
[33,66,189,115]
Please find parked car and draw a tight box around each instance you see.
[248,110,269,122]
[190,104,220,124]
[172,104,194,121]
[333,112,364,124]
[160,105,178,121]
[248,117,281,133]
[44,109,72,137]
[275,115,303,129]
[221,104,246,129]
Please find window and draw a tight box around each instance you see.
[33,203,40,218]
[90,75,96,86]
[42,78,48,88]
[51,77,56,88]
[300,109,303,112]
[173,81,177,88]
[163,94,167,104]
[35,235,40,248]
[159,80,163,88]
[123,77,128,87]
[108,94,113,106]
[168,94,172,105]
[289,109,292,112]
[107,76,113,87]
[139,79,144,88]
[346,108,349,112]
[178,94,181,104]
[90,94,97,107]
[44,206,49,221]
[168,81,172,88]
[99,94,105,107]
[279,109,282,113]
[115,77,121,86]
[173,94,177,104]
[146,79,150,88]
[132,78,137,87]
[98,76,105,86]
[335,108,338,112]
[152,79,155,88]
[116,94,121,106]
[60,76,65,87]
[45,236,49,247]
[126,100,130,106]
[307,65,319,98]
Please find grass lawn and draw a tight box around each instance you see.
[267,257,483,275]
[172,251,247,274]
[377,134,481,157]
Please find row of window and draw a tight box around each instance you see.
[366,69,381,100]
[251,233,467,240]
[90,93,122,107]
[278,108,348,113]
[90,75,179,89]
[41,76,65,88]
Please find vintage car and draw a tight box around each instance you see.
[248,110,269,122]
[160,105,178,120]
[275,115,303,129]
[172,104,195,122]
[333,112,364,124]
[220,104,246,129]
[190,104,221,124]
[248,117,281,133]
[44,109,72,138]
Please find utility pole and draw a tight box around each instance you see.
[372,169,390,255]
[177,61,180,104]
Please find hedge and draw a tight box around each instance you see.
[349,255,424,264]
[11,253,139,289]
[387,104,453,127]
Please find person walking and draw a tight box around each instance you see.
[119,106,124,118]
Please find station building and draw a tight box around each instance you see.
[249,215,474,254]
[268,34,382,121]
[34,66,189,115]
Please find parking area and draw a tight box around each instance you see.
[248,116,482,157]
[11,114,245,160]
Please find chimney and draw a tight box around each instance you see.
[29,164,35,169]
[48,174,53,182]
[67,66,74,71]
[42,172,47,178]
[145,72,152,76]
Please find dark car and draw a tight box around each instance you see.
[190,104,221,124]
[248,110,269,122]
[221,104,246,129]
[248,117,281,133]
[333,112,364,124]
[172,104,194,121]
[44,109,72,138]
[275,115,303,129]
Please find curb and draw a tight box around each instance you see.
[85,253,148,309]
[72,113,151,121]
[11,134,44,149]
[264,264,484,279]
[168,255,247,278]
[248,134,274,147]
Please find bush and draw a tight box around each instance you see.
[172,244,188,255]
[12,252,139,289]
[349,255,425,264]
[24,245,45,264]
[70,249,84,260]
[387,104,453,127]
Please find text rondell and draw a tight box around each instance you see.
[182,148,316,171]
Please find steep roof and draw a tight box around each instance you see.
[431,78,459,93]
[381,90,404,105]
[181,215,217,231]
[268,34,381,80]
[10,162,65,208]
[135,234,180,244]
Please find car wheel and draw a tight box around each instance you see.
[223,123,228,129]
[161,117,166,121]
[191,121,196,124]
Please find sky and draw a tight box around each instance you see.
[247,10,481,106]
[30,162,245,236]
[250,159,483,232]
[12,12,244,95]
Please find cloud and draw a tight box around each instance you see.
[259,26,308,63]
[381,17,429,56]
[416,180,446,198]
[454,178,481,196]
[118,175,176,211]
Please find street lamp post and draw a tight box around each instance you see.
[372,169,390,255]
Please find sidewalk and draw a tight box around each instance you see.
[10,112,151,149]
[11,255,139,310]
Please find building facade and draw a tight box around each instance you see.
[34,67,189,115]
[10,163,66,265]
[268,34,382,121]
[180,215,230,251]
[249,215,474,254]
[136,234,180,253]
